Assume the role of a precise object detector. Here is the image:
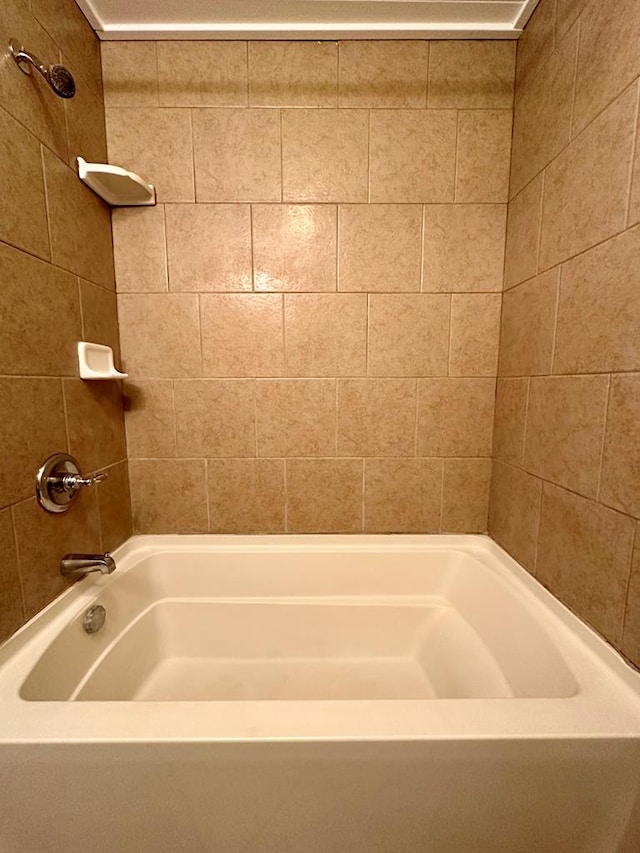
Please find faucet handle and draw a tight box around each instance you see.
[62,470,109,491]
[36,453,108,514]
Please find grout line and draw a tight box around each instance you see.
[595,374,612,502]
[245,41,250,107]
[161,203,170,291]
[531,476,545,578]
[568,18,581,139]
[153,42,160,105]
[281,294,288,373]
[446,294,453,376]
[204,458,211,532]
[365,293,371,376]
[624,79,640,227]
[549,263,561,373]
[414,379,420,456]
[39,144,54,261]
[438,457,445,534]
[8,505,27,626]
[366,109,372,203]
[253,379,260,458]
[336,40,341,108]
[335,204,341,291]
[521,376,531,465]
[187,108,196,202]
[60,377,71,454]
[196,293,204,377]
[249,204,255,291]
[453,111,460,202]
[283,459,289,532]
[424,41,430,109]
[77,277,86,339]
[171,379,179,455]
[334,379,339,456]
[419,205,426,292]
[535,169,546,274]
[619,522,638,648]
[279,108,284,203]
[360,457,365,533]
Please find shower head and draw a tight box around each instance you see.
[8,41,76,99]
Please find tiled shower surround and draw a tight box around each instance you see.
[104,39,515,537]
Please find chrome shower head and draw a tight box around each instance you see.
[9,40,76,99]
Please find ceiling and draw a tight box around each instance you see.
[76,0,541,40]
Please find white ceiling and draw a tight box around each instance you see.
[76,0,541,40]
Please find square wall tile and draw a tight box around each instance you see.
[449,294,501,377]
[157,42,248,106]
[64,76,108,166]
[422,204,506,293]
[492,378,528,466]
[514,0,556,92]
[282,109,368,202]
[0,508,23,642]
[106,107,194,202]
[287,459,363,533]
[256,380,336,457]
[498,270,559,377]
[79,280,120,360]
[207,459,286,533]
[112,206,168,293]
[249,42,337,107]
[488,461,542,571]
[285,294,367,377]
[524,376,609,498]
[63,379,126,472]
[129,459,208,533]
[455,110,512,203]
[124,380,176,458]
[364,458,441,533]
[166,204,251,292]
[201,294,284,377]
[503,174,543,290]
[370,110,457,202]
[101,42,158,107]
[368,294,450,377]
[417,378,496,457]
[442,458,491,533]
[338,205,422,292]
[253,205,337,292]
[117,294,201,378]
[97,460,132,552]
[174,380,256,457]
[600,374,640,518]
[339,41,428,108]
[428,41,515,108]
[193,108,281,202]
[337,379,416,457]
[537,483,635,645]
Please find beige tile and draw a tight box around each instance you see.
[42,148,114,288]
[337,379,416,457]
[498,270,559,376]
[166,204,251,292]
[0,242,80,375]
[249,42,337,107]
[0,378,67,508]
[537,483,635,645]
[622,529,640,666]
[488,460,542,571]
[573,0,640,134]
[368,294,450,377]
[101,42,158,107]
[193,108,281,202]
[423,204,507,292]
[539,85,637,270]
[64,73,108,166]
[129,459,208,534]
[365,458,441,533]
[510,25,578,196]
[456,110,512,203]
[117,294,201,378]
[158,42,247,106]
[13,492,101,619]
[79,280,120,360]
[492,378,528,466]
[106,107,194,202]
[600,374,640,518]
[524,376,609,498]
[417,378,496,456]
[0,106,49,260]
[63,379,126,472]
[0,0,67,158]
[442,458,491,533]
[0,508,23,642]
[253,205,337,292]
[207,459,286,533]
[201,294,284,377]
[287,459,362,533]
[256,380,336,457]
[556,0,589,40]
[174,380,256,458]
[112,205,168,293]
[282,109,368,203]
[96,460,132,552]
[285,294,367,377]
[369,110,457,202]
[339,41,428,108]
[449,294,501,377]
[429,41,515,108]
[124,381,176,459]
[515,0,556,92]
[338,205,422,292]
[503,174,544,290]
[554,227,640,373]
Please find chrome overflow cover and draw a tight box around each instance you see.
[83,605,106,634]
[36,453,108,513]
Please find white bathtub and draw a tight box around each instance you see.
[0,534,639,852]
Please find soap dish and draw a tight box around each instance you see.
[77,157,156,206]
[78,342,128,380]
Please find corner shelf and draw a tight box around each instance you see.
[77,156,156,207]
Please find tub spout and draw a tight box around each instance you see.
[60,553,116,578]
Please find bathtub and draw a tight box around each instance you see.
[0,534,639,852]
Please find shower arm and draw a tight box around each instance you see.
[9,42,48,79]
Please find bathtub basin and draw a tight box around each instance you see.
[0,534,639,852]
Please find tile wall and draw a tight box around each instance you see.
[0,0,131,643]
[490,0,640,667]
[103,39,515,536]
